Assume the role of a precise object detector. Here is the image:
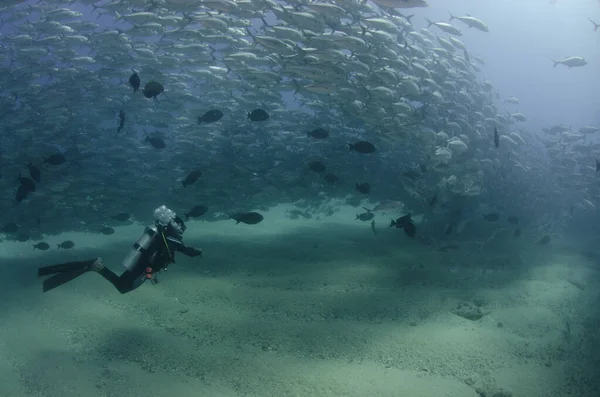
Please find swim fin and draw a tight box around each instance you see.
[38,259,97,277]
[42,268,89,292]
[38,259,97,292]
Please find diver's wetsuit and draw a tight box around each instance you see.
[38,225,202,294]
[96,228,201,294]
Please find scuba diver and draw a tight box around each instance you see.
[38,205,203,294]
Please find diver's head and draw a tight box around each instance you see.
[153,205,186,239]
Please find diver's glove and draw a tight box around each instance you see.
[180,245,203,258]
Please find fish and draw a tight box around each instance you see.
[425,18,462,36]
[15,184,31,204]
[142,81,164,98]
[507,216,519,224]
[308,128,329,139]
[503,97,520,104]
[348,141,376,153]
[448,13,489,32]
[536,235,551,245]
[117,110,125,133]
[231,212,264,225]
[33,242,50,250]
[28,163,41,183]
[579,126,600,134]
[596,159,599,172]
[308,161,326,173]
[355,211,375,221]
[371,220,377,235]
[57,240,75,249]
[198,109,224,123]
[19,174,36,193]
[493,125,499,148]
[364,201,403,212]
[99,226,115,235]
[355,183,370,194]
[389,213,416,238]
[483,213,499,222]
[369,0,428,8]
[513,227,521,237]
[44,154,66,165]
[112,213,131,221]
[185,205,208,220]
[248,109,269,122]
[428,194,438,207]
[324,173,339,184]
[589,18,599,32]
[182,170,202,187]
[129,71,140,93]
[552,56,587,68]
[1,223,19,233]
[146,136,166,149]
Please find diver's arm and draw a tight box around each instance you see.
[165,236,203,257]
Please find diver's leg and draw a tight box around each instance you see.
[38,259,99,277]
[91,260,137,294]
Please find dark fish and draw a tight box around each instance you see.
[117,110,125,133]
[198,109,224,123]
[596,159,599,172]
[142,81,164,99]
[390,214,412,229]
[146,136,166,149]
[112,212,131,221]
[19,174,36,192]
[390,214,416,238]
[324,173,339,184]
[33,242,50,250]
[403,170,420,180]
[507,216,519,224]
[356,212,374,221]
[248,109,269,122]
[348,141,376,153]
[185,205,208,220]
[445,224,453,234]
[308,161,326,173]
[129,71,140,93]
[365,201,403,212]
[182,170,202,187]
[493,125,499,148]
[57,240,75,249]
[513,227,521,237]
[16,233,30,242]
[2,223,19,233]
[308,128,329,139]
[428,193,438,207]
[355,182,370,194]
[28,163,41,183]
[403,221,416,237]
[483,213,499,222]
[371,220,377,235]
[15,184,30,204]
[44,154,66,165]
[536,235,550,245]
[99,226,115,235]
[231,212,264,225]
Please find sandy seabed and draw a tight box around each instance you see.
[1,204,599,397]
